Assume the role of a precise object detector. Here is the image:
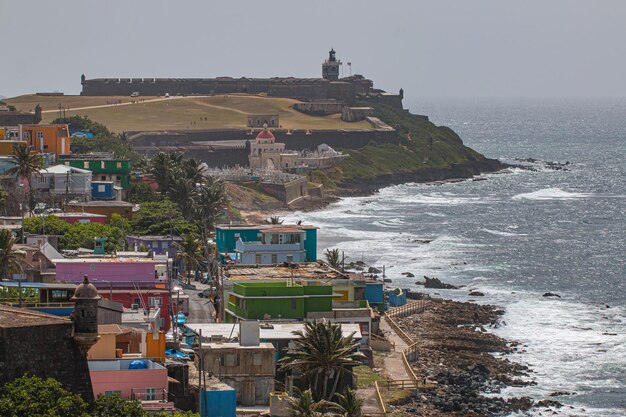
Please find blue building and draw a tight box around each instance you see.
[91,181,116,201]
[200,381,236,417]
[215,224,317,264]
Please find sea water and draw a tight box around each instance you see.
[284,98,626,416]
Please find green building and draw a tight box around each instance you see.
[225,282,334,322]
[62,156,132,189]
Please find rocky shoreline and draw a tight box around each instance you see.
[388,298,564,417]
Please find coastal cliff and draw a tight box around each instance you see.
[309,103,505,196]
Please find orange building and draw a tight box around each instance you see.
[1,124,70,160]
[20,124,71,159]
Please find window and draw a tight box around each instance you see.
[89,264,95,271]
[23,132,31,139]
[116,162,122,168]
[100,161,105,169]
[271,254,278,264]
[287,255,293,263]
[37,131,43,139]
[157,318,165,328]
[255,254,262,264]
[83,161,89,169]
[291,299,297,309]
[145,388,156,401]
[253,352,262,366]
[152,241,159,248]
[101,175,106,181]
[116,175,121,181]
[98,185,105,192]
[148,297,162,307]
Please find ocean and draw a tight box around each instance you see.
[284,97,626,416]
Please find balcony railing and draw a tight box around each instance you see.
[131,388,168,402]
[235,240,303,252]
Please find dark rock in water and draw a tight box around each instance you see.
[507,396,534,411]
[368,266,382,274]
[412,239,433,244]
[407,290,428,300]
[536,399,563,408]
[402,272,415,278]
[469,291,485,296]
[543,292,561,298]
[422,276,459,289]
[549,391,576,397]
[383,278,392,283]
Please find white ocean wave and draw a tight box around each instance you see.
[512,188,594,200]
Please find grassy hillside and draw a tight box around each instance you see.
[311,103,493,190]
[6,94,372,132]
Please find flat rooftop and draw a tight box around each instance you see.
[53,257,163,264]
[88,359,165,371]
[224,262,346,282]
[201,342,275,350]
[186,322,362,341]
[216,224,318,230]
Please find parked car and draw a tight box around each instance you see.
[130,91,139,97]
[198,287,217,298]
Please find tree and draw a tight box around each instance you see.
[129,182,163,204]
[91,393,144,417]
[325,248,341,269]
[22,215,71,236]
[174,234,204,285]
[333,388,363,417]
[0,229,25,279]
[130,200,196,236]
[279,320,365,401]
[192,179,228,254]
[285,388,328,417]
[0,375,89,417]
[7,142,43,211]
[60,222,125,252]
[168,176,197,221]
[149,152,182,195]
[269,216,284,224]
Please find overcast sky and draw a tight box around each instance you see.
[2,0,625,99]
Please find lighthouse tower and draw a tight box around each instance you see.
[322,48,342,81]
[71,275,101,355]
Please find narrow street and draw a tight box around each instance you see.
[184,283,216,324]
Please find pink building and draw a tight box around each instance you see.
[88,359,173,411]
[52,212,107,225]
[53,258,167,288]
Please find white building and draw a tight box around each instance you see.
[248,126,298,170]
[31,164,92,199]
[235,227,307,265]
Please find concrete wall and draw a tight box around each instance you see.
[55,261,160,287]
[260,177,308,205]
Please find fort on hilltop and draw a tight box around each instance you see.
[80,49,404,108]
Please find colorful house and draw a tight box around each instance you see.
[216,224,317,263]
[1,124,70,160]
[127,235,182,257]
[224,281,334,322]
[31,164,92,200]
[88,324,165,362]
[62,155,132,190]
[91,181,118,201]
[88,359,173,412]
[53,258,167,288]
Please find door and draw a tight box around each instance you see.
[241,380,255,406]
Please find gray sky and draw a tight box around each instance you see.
[2,0,625,99]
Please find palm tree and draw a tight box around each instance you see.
[285,388,327,417]
[174,234,204,285]
[179,158,206,184]
[149,152,182,195]
[269,216,283,224]
[0,229,25,279]
[192,178,228,259]
[7,143,43,211]
[334,388,363,417]
[279,320,365,401]
[325,248,341,269]
[168,176,198,221]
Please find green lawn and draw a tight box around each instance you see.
[6,94,372,132]
[354,365,385,388]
